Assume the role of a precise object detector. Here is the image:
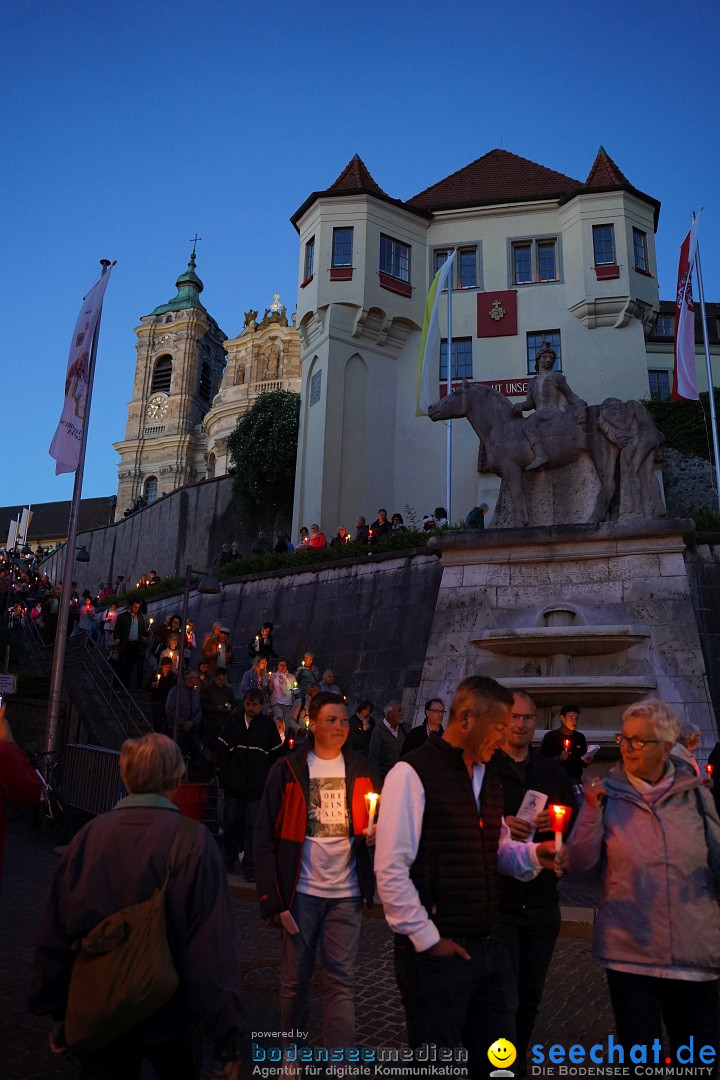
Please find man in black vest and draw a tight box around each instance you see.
[488,690,576,1076]
[375,676,564,1080]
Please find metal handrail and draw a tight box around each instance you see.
[63,634,152,741]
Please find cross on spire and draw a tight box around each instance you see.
[190,234,202,257]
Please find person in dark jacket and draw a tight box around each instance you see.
[0,704,42,880]
[353,516,370,544]
[247,622,278,662]
[375,676,564,1080]
[216,689,282,880]
[254,692,378,1057]
[401,697,445,756]
[540,704,587,795]
[487,691,577,1076]
[200,669,237,756]
[349,699,375,756]
[29,733,245,1078]
[149,655,176,733]
[112,600,149,689]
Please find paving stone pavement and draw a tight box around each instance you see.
[1,816,614,1080]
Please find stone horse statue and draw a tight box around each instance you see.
[427,380,664,528]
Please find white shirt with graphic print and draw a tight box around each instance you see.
[297,751,360,898]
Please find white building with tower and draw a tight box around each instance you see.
[289,147,673,532]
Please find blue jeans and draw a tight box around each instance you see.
[281,892,363,1051]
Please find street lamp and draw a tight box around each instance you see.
[171,564,222,743]
[76,546,91,562]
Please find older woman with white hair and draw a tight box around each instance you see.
[671,719,702,776]
[567,698,720,1075]
[30,733,245,1079]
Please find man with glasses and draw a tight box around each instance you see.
[488,691,576,1077]
[401,698,446,756]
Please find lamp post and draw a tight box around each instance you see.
[171,564,221,744]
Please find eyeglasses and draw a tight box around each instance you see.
[511,713,537,724]
[616,734,660,751]
[427,707,445,715]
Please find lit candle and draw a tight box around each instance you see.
[288,737,295,749]
[549,804,570,853]
[707,763,714,777]
[365,791,380,835]
[563,738,571,752]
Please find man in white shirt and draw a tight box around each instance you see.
[375,675,565,1079]
[254,692,378,1057]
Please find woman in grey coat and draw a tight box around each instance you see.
[567,698,720,1074]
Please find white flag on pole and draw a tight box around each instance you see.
[416,250,456,416]
[49,267,113,474]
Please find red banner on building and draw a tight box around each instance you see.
[477,290,518,337]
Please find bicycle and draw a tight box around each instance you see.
[28,751,69,845]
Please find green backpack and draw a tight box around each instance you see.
[64,815,196,1053]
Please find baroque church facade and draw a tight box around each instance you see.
[114,252,300,514]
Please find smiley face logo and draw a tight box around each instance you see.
[488,1039,517,1070]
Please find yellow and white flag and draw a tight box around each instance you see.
[49,267,113,474]
[416,250,455,416]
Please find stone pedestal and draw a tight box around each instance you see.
[417,521,717,753]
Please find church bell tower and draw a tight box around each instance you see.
[114,249,226,513]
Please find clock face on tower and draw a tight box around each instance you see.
[147,393,169,420]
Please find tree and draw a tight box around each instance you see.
[227,390,301,532]
[643,388,720,461]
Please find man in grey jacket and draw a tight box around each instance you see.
[368,700,407,788]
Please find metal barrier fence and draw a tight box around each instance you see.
[61,743,123,815]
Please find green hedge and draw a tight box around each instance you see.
[643,389,720,461]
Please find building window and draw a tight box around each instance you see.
[633,228,649,272]
[332,228,353,267]
[303,237,315,282]
[151,355,172,394]
[310,370,322,407]
[655,315,674,336]
[526,331,562,374]
[439,338,473,381]
[592,225,616,266]
[511,239,558,284]
[143,475,158,503]
[199,362,212,402]
[648,370,670,401]
[434,247,479,290]
[379,234,411,283]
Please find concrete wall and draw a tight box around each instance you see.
[145,550,443,725]
[41,476,245,594]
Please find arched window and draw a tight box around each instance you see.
[151,355,172,394]
[165,314,173,323]
[199,361,212,402]
[206,453,216,480]
[144,475,158,503]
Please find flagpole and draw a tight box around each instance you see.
[44,260,113,757]
[446,275,453,522]
[693,218,720,511]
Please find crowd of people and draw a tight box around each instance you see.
[4,542,720,1078]
[18,678,719,1080]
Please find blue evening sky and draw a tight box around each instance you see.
[2,0,718,508]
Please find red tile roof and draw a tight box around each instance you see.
[326,155,390,198]
[583,145,630,190]
[407,149,581,210]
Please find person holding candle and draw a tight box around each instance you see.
[202,624,234,677]
[488,691,576,1076]
[254,692,378,1058]
[307,523,327,550]
[539,704,587,798]
[149,655,176,733]
[294,652,321,697]
[271,660,296,730]
[375,676,565,1078]
[246,621,278,662]
[349,699,376,757]
[200,668,237,758]
[566,698,720,1075]
[330,524,351,546]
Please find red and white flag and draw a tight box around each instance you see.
[671,217,700,401]
[48,267,113,474]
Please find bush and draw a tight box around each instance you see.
[643,388,720,461]
[693,508,720,532]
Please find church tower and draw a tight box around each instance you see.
[114,250,226,513]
